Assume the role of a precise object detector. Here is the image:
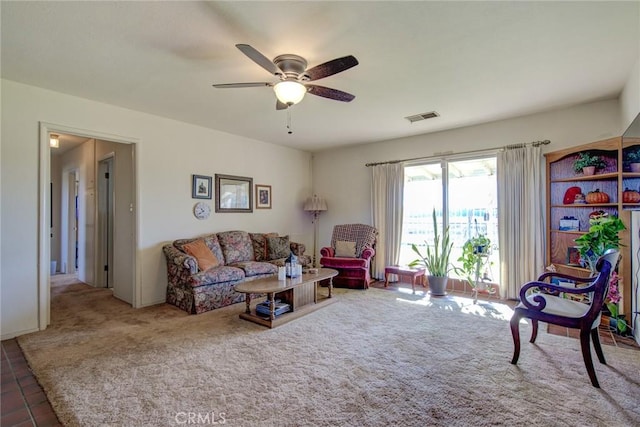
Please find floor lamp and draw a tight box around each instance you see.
[303,195,328,268]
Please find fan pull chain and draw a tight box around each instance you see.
[287,109,293,135]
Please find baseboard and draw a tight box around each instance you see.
[136,299,166,309]
[2,326,40,341]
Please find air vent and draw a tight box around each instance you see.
[405,111,439,123]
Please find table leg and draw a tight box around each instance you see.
[412,276,416,294]
[384,271,390,288]
[328,277,333,298]
[245,293,251,314]
[314,280,318,303]
[269,292,275,320]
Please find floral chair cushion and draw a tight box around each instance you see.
[189,266,245,288]
[217,231,254,264]
[231,261,278,277]
[267,235,290,260]
[249,232,278,262]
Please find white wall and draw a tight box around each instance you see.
[0,79,312,339]
[311,99,623,249]
[621,57,640,131]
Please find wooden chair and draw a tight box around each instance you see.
[509,249,619,388]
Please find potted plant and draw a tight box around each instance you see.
[573,212,625,276]
[456,233,494,302]
[409,208,453,296]
[572,151,606,176]
[624,146,640,172]
[605,271,628,335]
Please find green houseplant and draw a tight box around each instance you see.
[605,272,627,334]
[573,212,625,275]
[456,234,494,302]
[409,208,453,296]
[624,146,640,172]
[572,151,606,175]
[626,149,640,163]
[574,212,626,334]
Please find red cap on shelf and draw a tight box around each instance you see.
[563,186,582,204]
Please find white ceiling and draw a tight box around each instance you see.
[2,1,639,152]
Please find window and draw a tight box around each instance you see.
[400,157,499,284]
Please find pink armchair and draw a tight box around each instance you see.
[320,224,377,289]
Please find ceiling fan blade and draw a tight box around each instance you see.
[276,100,288,110]
[305,55,358,81]
[212,82,272,88]
[236,44,283,76]
[306,85,355,102]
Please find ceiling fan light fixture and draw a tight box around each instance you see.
[274,81,306,105]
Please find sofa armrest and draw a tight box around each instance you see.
[320,246,334,257]
[361,247,375,260]
[163,244,198,275]
[290,241,306,256]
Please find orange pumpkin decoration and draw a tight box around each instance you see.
[623,188,640,203]
[585,189,609,204]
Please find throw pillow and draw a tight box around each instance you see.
[267,235,290,260]
[182,239,220,271]
[335,240,357,258]
[249,232,277,262]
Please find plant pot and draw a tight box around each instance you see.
[610,315,629,336]
[427,275,448,296]
[582,166,596,175]
[630,162,640,173]
[473,245,486,255]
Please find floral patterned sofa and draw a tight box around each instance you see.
[163,231,310,314]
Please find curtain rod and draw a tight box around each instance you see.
[364,139,551,167]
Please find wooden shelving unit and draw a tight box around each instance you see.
[545,136,640,322]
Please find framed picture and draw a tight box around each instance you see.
[255,184,272,209]
[566,246,581,266]
[192,175,212,199]
[215,174,253,213]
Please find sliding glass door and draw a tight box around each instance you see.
[400,156,499,284]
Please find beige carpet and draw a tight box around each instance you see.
[18,278,640,426]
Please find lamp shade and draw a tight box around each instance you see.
[304,195,327,212]
[274,81,307,105]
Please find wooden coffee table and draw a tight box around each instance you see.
[384,265,427,294]
[234,268,338,328]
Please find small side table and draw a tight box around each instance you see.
[384,265,427,294]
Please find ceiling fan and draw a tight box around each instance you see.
[213,44,358,110]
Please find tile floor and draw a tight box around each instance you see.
[1,280,636,426]
[1,339,61,427]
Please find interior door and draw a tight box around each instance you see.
[110,142,135,304]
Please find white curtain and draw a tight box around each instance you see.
[371,163,404,280]
[497,146,546,299]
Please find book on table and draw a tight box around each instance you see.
[255,300,291,317]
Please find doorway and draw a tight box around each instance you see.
[39,122,139,329]
[400,157,499,284]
